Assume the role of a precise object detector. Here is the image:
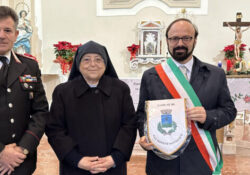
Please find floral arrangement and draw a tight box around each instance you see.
[53,41,81,74]
[223,43,246,59]
[127,44,140,60]
[223,43,248,73]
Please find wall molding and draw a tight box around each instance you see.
[97,0,207,16]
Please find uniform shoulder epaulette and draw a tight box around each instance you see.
[16,53,38,63]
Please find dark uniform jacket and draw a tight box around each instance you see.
[137,57,237,175]
[46,75,137,175]
[0,52,48,175]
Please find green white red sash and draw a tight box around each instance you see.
[155,58,223,175]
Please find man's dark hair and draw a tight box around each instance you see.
[0,6,19,28]
[165,18,199,39]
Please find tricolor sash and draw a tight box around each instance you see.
[155,58,223,175]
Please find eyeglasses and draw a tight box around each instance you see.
[167,36,193,44]
[81,57,104,65]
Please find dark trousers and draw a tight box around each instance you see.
[146,151,180,175]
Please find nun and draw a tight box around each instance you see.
[46,41,137,175]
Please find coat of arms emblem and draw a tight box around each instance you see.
[146,99,191,157]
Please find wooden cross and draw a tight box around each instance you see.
[223,12,250,69]
[223,12,250,27]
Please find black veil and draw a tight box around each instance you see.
[68,41,118,81]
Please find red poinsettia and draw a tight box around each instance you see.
[127,44,140,60]
[53,41,81,74]
[223,43,246,59]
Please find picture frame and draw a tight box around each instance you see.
[130,21,166,69]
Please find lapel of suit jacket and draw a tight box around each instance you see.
[7,53,26,87]
[190,56,210,96]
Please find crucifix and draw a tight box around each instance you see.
[223,12,250,60]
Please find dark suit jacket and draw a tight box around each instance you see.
[137,57,237,175]
[46,75,137,175]
[0,52,48,175]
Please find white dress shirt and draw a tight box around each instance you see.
[0,51,11,69]
[172,57,194,81]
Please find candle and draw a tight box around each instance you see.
[226,59,231,71]
[248,61,250,69]
[218,61,222,68]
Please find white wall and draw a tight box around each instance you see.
[40,0,250,77]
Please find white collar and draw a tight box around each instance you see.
[89,84,98,88]
[172,56,194,73]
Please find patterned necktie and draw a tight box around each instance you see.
[179,65,188,81]
[0,56,9,87]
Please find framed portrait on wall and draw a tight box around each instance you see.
[142,30,159,56]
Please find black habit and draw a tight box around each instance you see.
[46,41,137,175]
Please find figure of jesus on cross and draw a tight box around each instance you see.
[224,13,250,60]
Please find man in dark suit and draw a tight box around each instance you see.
[137,18,237,175]
[0,6,48,175]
